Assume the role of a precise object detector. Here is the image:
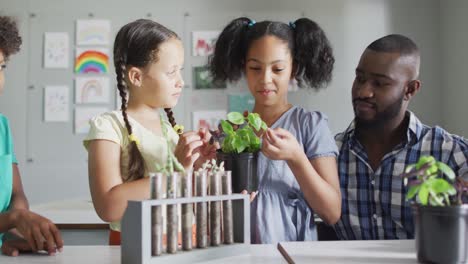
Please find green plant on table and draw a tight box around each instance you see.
[402,155,465,206]
[213,111,268,154]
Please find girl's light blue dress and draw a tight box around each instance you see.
[251,106,338,244]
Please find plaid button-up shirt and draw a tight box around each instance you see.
[334,111,468,240]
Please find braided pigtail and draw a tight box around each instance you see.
[164,108,183,134]
[116,60,146,181]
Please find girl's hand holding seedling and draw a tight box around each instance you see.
[194,128,219,169]
[175,129,219,170]
[261,128,302,162]
[174,131,204,169]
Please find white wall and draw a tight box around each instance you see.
[441,0,468,137]
[0,0,450,204]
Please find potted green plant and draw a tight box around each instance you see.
[402,155,468,264]
[212,111,267,193]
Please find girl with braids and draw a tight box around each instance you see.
[84,19,216,245]
[209,17,341,243]
[0,16,63,256]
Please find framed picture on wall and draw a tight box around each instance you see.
[74,47,109,74]
[76,19,111,46]
[191,30,219,56]
[75,76,110,103]
[43,32,69,69]
[44,85,69,122]
[193,66,226,89]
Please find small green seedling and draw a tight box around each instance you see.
[403,155,457,206]
[213,111,267,154]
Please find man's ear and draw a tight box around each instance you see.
[404,80,421,101]
[127,66,143,87]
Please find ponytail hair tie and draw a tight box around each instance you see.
[173,124,184,135]
[248,19,256,28]
[128,134,140,146]
[289,21,296,29]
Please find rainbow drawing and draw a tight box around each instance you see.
[74,48,109,74]
[75,76,110,103]
[76,20,111,46]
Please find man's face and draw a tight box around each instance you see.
[351,49,415,127]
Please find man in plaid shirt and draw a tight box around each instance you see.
[334,34,468,240]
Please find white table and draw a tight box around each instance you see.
[31,199,105,226]
[278,239,417,263]
[0,240,418,263]
[30,199,108,245]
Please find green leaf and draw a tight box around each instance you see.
[447,186,457,196]
[250,137,261,152]
[425,164,438,176]
[436,161,455,180]
[418,185,429,205]
[221,120,234,133]
[231,135,247,153]
[237,128,251,144]
[429,178,454,194]
[227,112,245,125]
[416,155,435,169]
[222,133,233,152]
[406,185,421,200]
[248,113,262,131]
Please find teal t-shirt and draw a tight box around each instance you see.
[0,114,17,246]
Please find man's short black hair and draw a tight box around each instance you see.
[367,34,419,56]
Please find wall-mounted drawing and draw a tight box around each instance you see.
[76,19,111,46]
[193,66,226,89]
[44,85,69,122]
[75,76,110,104]
[44,32,69,69]
[74,47,109,74]
[74,107,108,134]
[192,30,219,56]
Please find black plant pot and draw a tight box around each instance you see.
[216,151,258,193]
[413,204,468,263]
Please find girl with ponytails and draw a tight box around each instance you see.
[210,17,341,243]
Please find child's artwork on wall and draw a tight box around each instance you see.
[76,19,111,46]
[44,32,69,69]
[192,110,226,131]
[44,85,69,122]
[74,107,107,134]
[228,93,255,113]
[74,48,109,74]
[193,66,226,89]
[75,76,110,103]
[192,31,219,56]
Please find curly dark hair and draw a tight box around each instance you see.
[209,17,334,90]
[0,16,22,60]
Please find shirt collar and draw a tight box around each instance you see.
[344,111,424,146]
